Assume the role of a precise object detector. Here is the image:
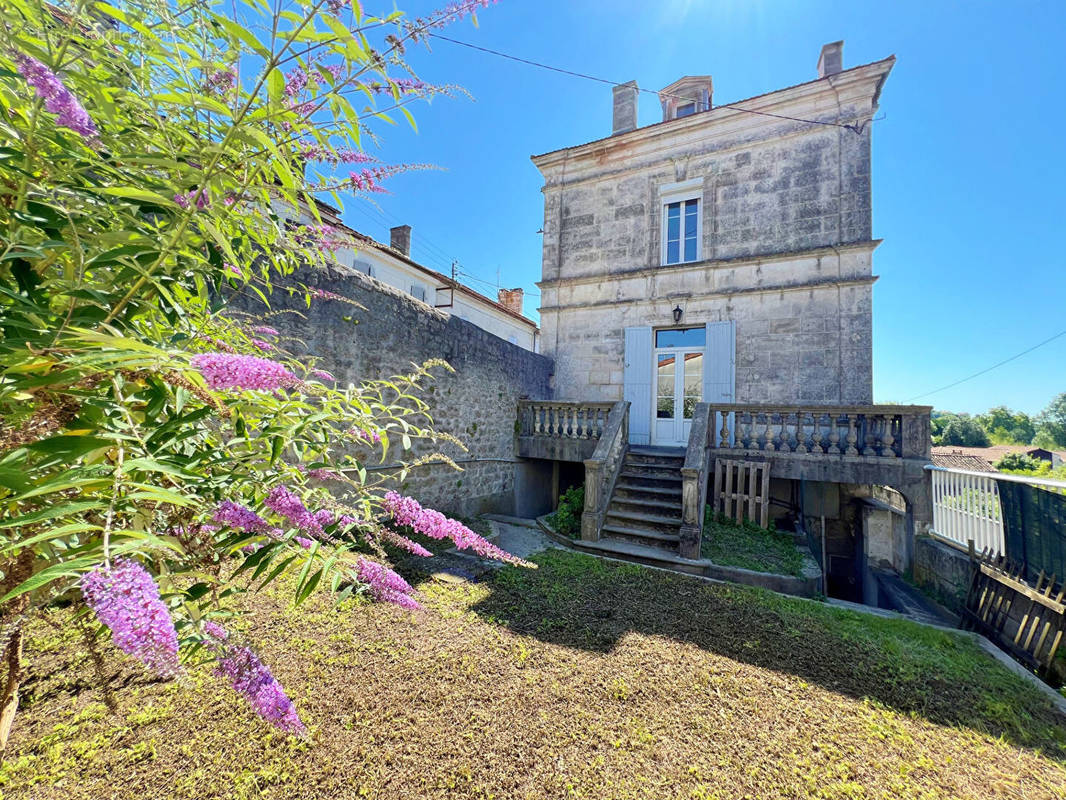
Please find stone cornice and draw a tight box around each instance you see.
[537,274,878,315]
[536,239,881,291]
[531,57,894,180]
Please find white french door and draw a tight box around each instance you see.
[652,338,704,447]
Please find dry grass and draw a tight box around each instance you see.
[3,549,1066,800]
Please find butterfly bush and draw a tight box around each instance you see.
[203,623,306,735]
[356,558,420,610]
[383,491,534,567]
[16,54,98,138]
[191,353,300,391]
[0,0,520,745]
[81,559,182,678]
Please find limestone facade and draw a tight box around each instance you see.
[532,45,894,408]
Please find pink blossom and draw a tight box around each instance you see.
[252,326,279,336]
[265,485,321,536]
[81,559,182,678]
[16,54,98,139]
[251,339,274,352]
[356,558,420,609]
[191,353,299,391]
[309,369,334,381]
[383,491,533,567]
[310,288,347,302]
[203,624,306,735]
[214,500,270,532]
[380,528,433,558]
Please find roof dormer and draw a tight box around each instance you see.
[659,76,713,122]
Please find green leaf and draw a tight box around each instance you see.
[0,501,106,529]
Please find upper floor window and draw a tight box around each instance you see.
[675,102,696,118]
[410,284,427,302]
[660,178,703,266]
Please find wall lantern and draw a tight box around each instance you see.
[672,305,684,324]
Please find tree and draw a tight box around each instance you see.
[1035,392,1066,448]
[0,0,514,754]
[993,452,1044,473]
[975,406,1036,445]
[938,417,990,447]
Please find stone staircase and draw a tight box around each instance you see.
[600,447,686,555]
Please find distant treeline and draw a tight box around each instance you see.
[932,392,1066,450]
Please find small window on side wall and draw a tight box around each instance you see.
[410,285,427,302]
[675,102,696,118]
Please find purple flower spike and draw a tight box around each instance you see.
[214,500,270,533]
[81,559,182,678]
[356,558,421,609]
[16,54,98,139]
[310,369,334,382]
[191,353,299,391]
[204,624,306,735]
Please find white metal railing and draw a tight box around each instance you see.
[927,466,1004,554]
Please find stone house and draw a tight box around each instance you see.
[532,41,887,447]
[519,42,933,603]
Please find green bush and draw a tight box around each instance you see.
[995,452,1043,472]
[547,485,584,538]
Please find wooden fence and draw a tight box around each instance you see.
[710,459,770,528]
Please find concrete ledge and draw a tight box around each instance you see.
[537,515,823,597]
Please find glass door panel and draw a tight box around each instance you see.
[682,352,702,419]
[656,354,675,419]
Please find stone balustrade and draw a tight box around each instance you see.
[704,404,931,461]
[518,401,615,441]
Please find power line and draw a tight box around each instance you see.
[428,33,868,134]
[907,328,1066,402]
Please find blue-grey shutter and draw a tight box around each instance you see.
[623,326,653,445]
[704,321,736,403]
[705,321,736,447]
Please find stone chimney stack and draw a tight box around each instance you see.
[612,80,638,135]
[389,224,411,257]
[497,287,524,315]
[817,41,844,78]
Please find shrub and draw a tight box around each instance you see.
[548,485,585,538]
[994,452,1044,473]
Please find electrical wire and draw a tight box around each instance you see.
[428,33,869,134]
[906,329,1066,402]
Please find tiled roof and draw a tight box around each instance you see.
[930,445,1066,470]
[930,450,999,472]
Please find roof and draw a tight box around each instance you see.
[930,445,1066,469]
[531,55,895,164]
[930,450,999,473]
[308,199,539,331]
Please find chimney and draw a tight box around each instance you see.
[612,80,638,135]
[817,41,844,78]
[389,224,411,257]
[497,287,524,315]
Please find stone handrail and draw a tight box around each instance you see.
[679,403,713,559]
[704,404,931,460]
[518,400,617,441]
[581,401,630,541]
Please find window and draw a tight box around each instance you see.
[675,102,696,118]
[410,284,427,302]
[655,327,705,349]
[354,260,375,278]
[659,179,703,266]
[508,334,519,345]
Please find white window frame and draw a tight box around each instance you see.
[659,178,704,266]
[410,284,427,302]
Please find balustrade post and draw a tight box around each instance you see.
[845,415,859,455]
[795,411,809,453]
[882,415,896,457]
[765,412,776,452]
[828,415,841,454]
[778,414,789,452]
[719,411,730,448]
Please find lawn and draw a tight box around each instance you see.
[3,548,1066,799]
[700,509,807,576]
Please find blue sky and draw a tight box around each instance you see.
[348,0,1066,416]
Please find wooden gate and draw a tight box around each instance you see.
[711,459,770,528]
[963,544,1066,674]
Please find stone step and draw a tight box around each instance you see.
[605,514,677,539]
[621,459,682,473]
[618,470,683,488]
[624,452,686,468]
[613,481,683,499]
[608,495,683,514]
[601,524,682,548]
[571,538,704,575]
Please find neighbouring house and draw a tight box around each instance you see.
[518,42,933,603]
[930,448,999,473]
[932,445,1065,471]
[284,199,540,352]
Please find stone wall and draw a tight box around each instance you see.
[235,266,553,517]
